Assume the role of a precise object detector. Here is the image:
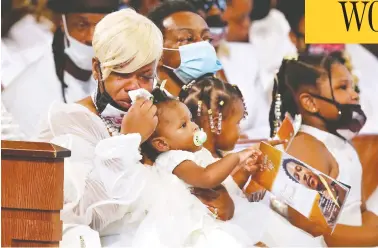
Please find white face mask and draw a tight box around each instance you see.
[62,15,95,71]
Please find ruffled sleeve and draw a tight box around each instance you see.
[155,150,196,173]
[38,102,154,233]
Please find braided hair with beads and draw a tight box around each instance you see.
[268,53,343,138]
[179,75,247,135]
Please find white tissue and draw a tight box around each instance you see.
[128,89,153,104]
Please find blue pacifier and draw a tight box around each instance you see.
[193,128,207,147]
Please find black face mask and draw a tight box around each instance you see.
[95,84,128,114]
[94,63,128,114]
[309,94,367,140]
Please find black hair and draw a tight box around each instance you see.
[250,0,272,21]
[328,51,347,65]
[268,54,341,137]
[140,87,177,162]
[1,2,33,38]
[179,74,247,125]
[282,158,309,183]
[328,51,360,94]
[277,0,304,33]
[128,0,143,11]
[52,27,68,102]
[147,0,197,34]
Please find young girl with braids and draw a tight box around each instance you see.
[269,54,378,246]
[178,75,327,247]
[139,84,271,247]
[179,76,256,189]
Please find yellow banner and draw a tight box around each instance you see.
[305,0,378,43]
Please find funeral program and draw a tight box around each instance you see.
[254,142,351,231]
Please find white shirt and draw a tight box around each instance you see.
[64,71,97,103]
[249,9,297,99]
[219,42,271,139]
[300,125,363,226]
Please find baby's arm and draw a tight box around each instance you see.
[173,149,253,189]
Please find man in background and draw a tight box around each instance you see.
[223,0,252,42]
[1,0,53,140]
[148,0,222,97]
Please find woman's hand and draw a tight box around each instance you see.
[120,98,158,143]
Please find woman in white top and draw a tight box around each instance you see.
[37,9,165,246]
[268,53,378,246]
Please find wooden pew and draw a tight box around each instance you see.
[1,140,70,247]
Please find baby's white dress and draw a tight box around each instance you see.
[139,148,271,247]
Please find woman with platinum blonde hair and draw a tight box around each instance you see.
[37,9,164,246]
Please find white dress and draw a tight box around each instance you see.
[300,125,363,226]
[146,148,267,247]
[37,102,161,247]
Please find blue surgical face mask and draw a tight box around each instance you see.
[163,41,223,84]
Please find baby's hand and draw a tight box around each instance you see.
[238,148,262,164]
[243,153,274,174]
[243,157,260,174]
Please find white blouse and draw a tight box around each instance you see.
[300,125,363,226]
